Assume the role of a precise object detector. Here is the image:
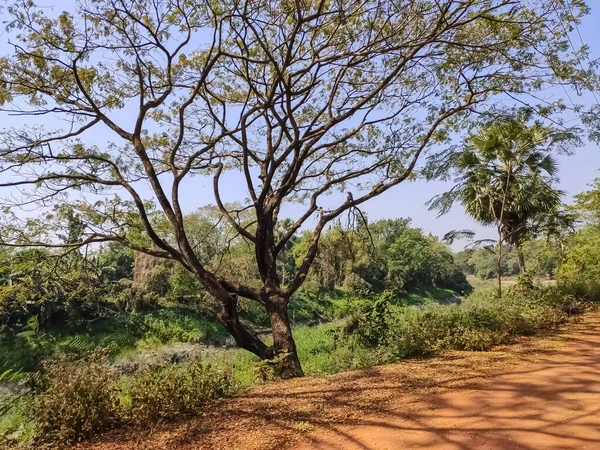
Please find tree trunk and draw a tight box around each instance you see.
[516,247,526,274]
[497,227,503,298]
[266,298,304,379]
[216,292,304,378]
[217,294,273,360]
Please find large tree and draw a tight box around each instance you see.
[0,0,590,377]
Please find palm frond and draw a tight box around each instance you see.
[442,229,476,245]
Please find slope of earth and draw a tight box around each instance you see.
[81,313,600,450]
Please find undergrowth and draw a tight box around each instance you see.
[1,281,597,448]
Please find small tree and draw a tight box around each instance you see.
[428,119,570,295]
[0,0,589,376]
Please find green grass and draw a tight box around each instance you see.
[466,275,520,293]
[0,285,465,385]
[0,394,35,445]
[197,319,392,387]
[398,286,461,306]
[0,305,229,375]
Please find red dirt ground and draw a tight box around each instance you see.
[82,313,600,450]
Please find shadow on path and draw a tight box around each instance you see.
[81,315,600,450]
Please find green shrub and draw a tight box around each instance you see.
[34,351,118,443]
[341,273,373,297]
[346,285,578,359]
[125,308,225,347]
[24,352,237,445]
[125,357,234,424]
[0,392,35,447]
[337,294,394,348]
[556,227,600,301]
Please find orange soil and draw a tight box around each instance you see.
[81,313,600,450]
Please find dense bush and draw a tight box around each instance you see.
[341,272,374,297]
[34,351,118,443]
[343,284,584,359]
[556,227,600,300]
[345,295,393,348]
[126,358,234,424]
[25,352,235,446]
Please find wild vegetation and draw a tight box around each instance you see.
[0,0,592,378]
[0,0,599,448]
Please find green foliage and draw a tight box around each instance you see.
[387,228,469,292]
[0,307,228,378]
[1,317,56,373]
[469,246,521,279]
[520,239,560,277]
[388,298,556,356]
[97,242,134,282]
[556,226,600,300]
[0,394,35,446]
[125,358,234,425]
[346,295,393,348]
[341,272,374,297]
[0,248,119,330]
[345,284,585,360]
[168,264,203,299]
[293,219,468,294]
[288,289,348,325]
[34,351,119,443]
[555,178,600,301]
[126,308,226,348]
[572,178,600,226]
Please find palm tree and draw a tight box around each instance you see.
[429,119,563,296]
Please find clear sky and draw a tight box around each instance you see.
[0,1,599,250]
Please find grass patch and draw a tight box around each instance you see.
[398,286,461,306]
[0,305,229,376]
[0,394,35,446]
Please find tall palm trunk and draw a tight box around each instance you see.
[497,226,503,298]
[516,247,526,274]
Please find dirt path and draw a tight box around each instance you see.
[83,313,600,450]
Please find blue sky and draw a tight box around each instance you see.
[0,1,599,250]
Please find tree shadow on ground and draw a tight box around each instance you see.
[79,315,600,450]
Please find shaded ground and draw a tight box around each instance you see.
[82,313,600,450]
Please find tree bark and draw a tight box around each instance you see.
[516,247,526,274]
[217,293,273,360]
[497,226,503,298]
[266,297,304,379]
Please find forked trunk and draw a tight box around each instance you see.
[267,298,304,379]
[217,291,304,378]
